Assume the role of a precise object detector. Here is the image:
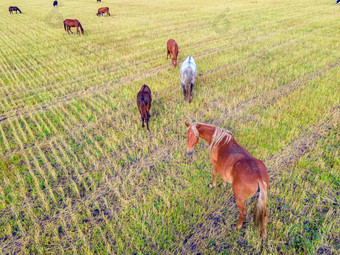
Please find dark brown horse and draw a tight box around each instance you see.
[167,39,179,68]
[63,19,84,35]
[9,6,22,14]
[97,7,110,16]
[185,122,269,239]
[137,85,152,132]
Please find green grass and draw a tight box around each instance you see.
[0,0,339,253]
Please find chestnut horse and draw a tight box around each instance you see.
[137,85,152,131]
[167,39,179,68]
[180,55,197,103]
[9,6,22,14]
[185,122,269,239]
[97,7,110,16]
[63,19,84,35]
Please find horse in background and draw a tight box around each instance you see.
[97,7,110,16]
[63,19,84,35]
[137,85,152,132]
[180,55,197,103]
[184,122,269,239]
[53,1,58,7]
[167,39,179,68]
[9,6,22,14]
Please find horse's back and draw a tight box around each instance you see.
[98,7,109,12]
[180,55,197,75]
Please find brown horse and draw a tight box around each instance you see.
[9,6,22,14]
[167,39,179,68]
[185,122,269,239]
[97,7,110,16]
[63,19,84,35]
[137,85,152,131]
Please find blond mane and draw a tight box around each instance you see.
[189,122,232,152]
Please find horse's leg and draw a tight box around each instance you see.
[262,207,268,239]
[141,118,145,128]
[209,164,218,188]
[182,84,186,100]
[189,83,194,103]
[146,117,150,132]
[235,196,247,229]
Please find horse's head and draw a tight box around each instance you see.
[185,122,200,155]
[172,59,177,68]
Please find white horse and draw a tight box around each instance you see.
[180,55,197,103]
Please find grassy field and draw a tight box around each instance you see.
[0,0,339,253]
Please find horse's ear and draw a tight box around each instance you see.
[185,122,189,127]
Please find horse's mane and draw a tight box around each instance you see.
[190,122,232,152]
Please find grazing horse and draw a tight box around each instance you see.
[97,7,110,16]
[137,85,152,132]
[180,55,197,103]
[185,122,269,239]
[167,39,179,68]
[63,19,84,35]
[53,1,58,7]
[9,6,22,14]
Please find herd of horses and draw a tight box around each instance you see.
[139,39,268,239]
[7,0,271,240]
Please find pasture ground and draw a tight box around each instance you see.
[0,0,339,253]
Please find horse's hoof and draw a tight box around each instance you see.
[219,183,227,188]
[208,183,215,189]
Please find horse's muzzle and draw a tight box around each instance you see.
[186,150,193,156]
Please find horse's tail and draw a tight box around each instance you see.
[63,21,66,31]
[254,181,268,238]
[78,21,84,34]
[17,7,22,13]
[138,95,149,119]
[184,68,194,102]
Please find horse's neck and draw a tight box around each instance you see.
[199,125,216,145]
